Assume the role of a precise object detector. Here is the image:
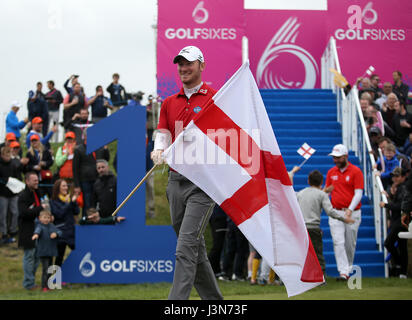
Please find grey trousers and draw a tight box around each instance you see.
[166,171,223,300]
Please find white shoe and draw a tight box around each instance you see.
[399,274,407,279]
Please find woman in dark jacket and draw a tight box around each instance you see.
[50,179,79,267]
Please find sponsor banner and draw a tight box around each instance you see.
[245,10,328,89]
[327,0,412,86]
[157,0,244,99]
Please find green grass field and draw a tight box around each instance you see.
[1,140,412,300]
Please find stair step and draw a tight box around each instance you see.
[263,88,384,278]
[325,263,385,277]
[271,121,341,129]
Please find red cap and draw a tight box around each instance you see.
[5,132,16,141]
[10,141,20,148]
[30,134,40,141]
[32,117,43,124]
[65,131,76,139]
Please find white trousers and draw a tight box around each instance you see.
[328,209,361,276]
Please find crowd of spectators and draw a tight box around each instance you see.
[0,73,155,290]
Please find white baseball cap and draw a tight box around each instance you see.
[173,46,205,64]
[11,100,22,108]
[328,144,348,157]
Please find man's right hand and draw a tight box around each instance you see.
[343,216,355,224]
[151,150,165,165]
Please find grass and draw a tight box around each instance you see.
[2,140,412,300]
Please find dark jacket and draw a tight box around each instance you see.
[50,198,80,248]
[27,95,48,123]
[91,172,117,218]
[45,88,63,112]
[393,82,410,101]
[0,157,19,198]
[385,182,407,222]
[79,215,117,225]
[34,223,62,257]
[72,144,110,187]
[106,83,127,107]
[18,186,43,249]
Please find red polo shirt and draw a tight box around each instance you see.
[157,83,216,142]
[325,162,364,210]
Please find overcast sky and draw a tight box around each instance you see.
[0,0,157,132]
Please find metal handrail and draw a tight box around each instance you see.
[321,37,388,277]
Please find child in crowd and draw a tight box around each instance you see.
[375,143,400,189]
[79,208,125,225]
[32,210,62,292]
[297,170,354,275]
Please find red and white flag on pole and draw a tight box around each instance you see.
[297,143,316,160]
[163,61,324,297]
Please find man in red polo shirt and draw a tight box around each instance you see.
[151,46,223,300]
[325,144,364,280]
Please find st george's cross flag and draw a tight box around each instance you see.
[163,61,324,297]
[297,143,316,160]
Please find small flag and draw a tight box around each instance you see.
[365,65,375,76]
[297,143,316,160]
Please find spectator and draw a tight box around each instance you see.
[402,133,412,159]
[63,82,88,131]
[360,98,370,117]
[376,82,393,109]
[381,93,399,132]
[297,170,354,275]
[63,74,79,95]
[31,210,62,292]
[88,85,113,123]
[126,91,145,108]
[25,134,54,196]
[392,70,410,101]
[10,141,28,181]
[392,99,412,148]
[91,159,117,218]
[6,101,29,141]
[325,144,363,280]
[381,167,409,278]
[208,205,228,277]
[375,143,400,190]
[70,108,94,145]
[218,217,249,282]
[365,106,384,135]
[377,137,410,173]
[55,131,77,182]
[45,80,63,143]
[73,133,110,216]
[257,259,278,286]
[27,84,49,137]
[18,171,45,290]
[79,208,125,225]
[26,117,57,150]
[106,73,128,107]
[50,179,80,267]
[370,74,383,98]
[369,126,383,160]
[0,146,20,244]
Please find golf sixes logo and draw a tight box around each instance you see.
[256,17,319,89]
[335,1,406,41]
[79,252,173,277]
[165,1,237,40]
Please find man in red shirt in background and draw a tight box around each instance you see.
[151,46,223,300]
[325,144,364,280]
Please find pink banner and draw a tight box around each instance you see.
[246,10,328,89]
[327,0,412,88]
[157,0,244,99]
